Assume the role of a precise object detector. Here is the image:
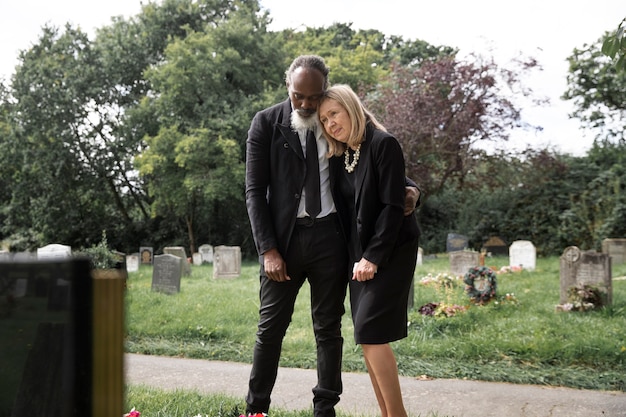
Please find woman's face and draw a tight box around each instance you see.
[319,98,351,144]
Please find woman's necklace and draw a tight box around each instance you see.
[344,144,361,173]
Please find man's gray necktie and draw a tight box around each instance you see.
[304,130,321,219]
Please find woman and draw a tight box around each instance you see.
[318,84,420,417]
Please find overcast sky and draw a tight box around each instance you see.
[1,0,623,155]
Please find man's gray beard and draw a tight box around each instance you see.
[291,110,319,131]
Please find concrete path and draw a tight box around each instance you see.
[125,353,626,417]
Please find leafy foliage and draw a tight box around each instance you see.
[602,17,626,71]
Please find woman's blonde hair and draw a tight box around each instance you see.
[319,84,386,157]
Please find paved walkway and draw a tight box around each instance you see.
[125,354,626,417]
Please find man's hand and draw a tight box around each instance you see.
[263,248,290,282]
[404,186,420,216]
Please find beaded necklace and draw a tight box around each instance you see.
[344,144,361,173]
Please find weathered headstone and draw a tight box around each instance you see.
[192,252,203,266]
[449,250,480,277]
[126,254,140,273]
[509,240,536,271]
[199,244,214,264]
[151,254,182,294]
[37,244,72,259]
[139,246,153,265]
[559,246,612,305]
[482,236,508,256]
[163,246,191,276]
[417,247,423,266]
[213,245,242,279]
[446,233,469,253]
[602,238,626,265]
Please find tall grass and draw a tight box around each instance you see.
[125,256,626,394]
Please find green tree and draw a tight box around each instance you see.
[135,2,283,254]
[563,33,626,143]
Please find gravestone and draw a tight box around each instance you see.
[139,246,153,265]
[192,252,203,266]
[163,246,191,276]
[446,233,469,252]
[417,247,423,265]
[482,236,508,256]
[151,254,182,294]
[199,244,214,264]
[602,238,626,265]
[126,254,140,273]
[213,245,242,279]
[37,243,72,259]
[0,257,125,417]
[449,250,480,277]
[509,240,536,271]
[559,246,612,305]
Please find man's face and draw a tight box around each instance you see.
[287,67,325,119]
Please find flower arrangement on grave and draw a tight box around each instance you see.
[463,266,497,304]
[558,283,605,312]
[419,272,460,288]
[418,302,467,317]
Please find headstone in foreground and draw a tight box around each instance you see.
[152,254,182,294]
[0,258,124,417]
[213,245,242,279]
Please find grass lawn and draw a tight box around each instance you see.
[124,254,626,415]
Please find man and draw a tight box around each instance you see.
[244,55,418,417]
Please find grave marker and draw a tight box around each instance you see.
[163,246,191,276]
[559,246,612,305]
[126,254,140,273]
[199,244,214,264]
[449,250,480,277]
[151,254,182,294]
[139,246,153,265]
[602,238,626,265]
[213,246,242,279]
[509,240,536,271]
[446,233,469,253]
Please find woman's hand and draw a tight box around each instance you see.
[352,257,378,281]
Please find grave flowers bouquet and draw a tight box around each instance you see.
[564,283,605,311]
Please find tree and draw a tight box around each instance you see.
[366,54,542,200]
[134,2,283,254]
[563,34,626,143]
